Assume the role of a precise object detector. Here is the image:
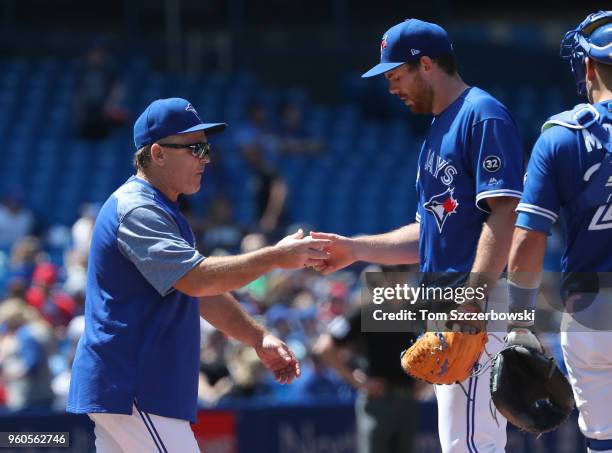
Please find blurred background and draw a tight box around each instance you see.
[0,1,605,452]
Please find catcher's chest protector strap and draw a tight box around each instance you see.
[542,103,612,210]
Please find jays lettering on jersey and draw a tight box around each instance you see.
[516,101,612,272]
[416,87,523,272]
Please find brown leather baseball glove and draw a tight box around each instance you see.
[400,301,487,385]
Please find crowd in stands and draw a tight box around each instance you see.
[0,44,569,413]
[0,215,375,411]
[0,205,568,413]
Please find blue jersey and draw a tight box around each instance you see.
[416,87,524,272]
[516,101,612,272]
[67,176,205,423]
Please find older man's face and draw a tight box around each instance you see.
[159,130,209,197]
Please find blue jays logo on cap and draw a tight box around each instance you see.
[380,34,388,56]
[133,98,227,149]
[363,18,454,78]
[185,103,202,121]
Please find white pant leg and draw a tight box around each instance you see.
[90,416,124,453]
[561,291,612,452]
[89,405,201,453]
[434,280,508,453]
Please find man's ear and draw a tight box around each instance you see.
[150,143,165,166]
[419,56,434,73]
[585,57,597,83]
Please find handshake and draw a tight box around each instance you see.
[273,230,354,273]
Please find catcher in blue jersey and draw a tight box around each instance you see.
[312,19,524,453]
[506,11,612,453]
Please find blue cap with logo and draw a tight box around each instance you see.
[133,97,227,149]
[362,19,454,78]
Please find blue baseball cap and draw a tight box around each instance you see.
[133,98,227,149]
[362,19,454,78]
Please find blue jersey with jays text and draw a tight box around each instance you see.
[67,176,205,422]
[516,101,612,272]
[416,87,524,272]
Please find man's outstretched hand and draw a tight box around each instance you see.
[254,333,301,384]
[274,229,331,270]
[309,231,358,275]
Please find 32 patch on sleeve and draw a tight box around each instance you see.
[482,155,502,173]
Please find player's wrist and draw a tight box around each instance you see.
[246,326,268,349]
[260,245,292,270]
[350,237,369,263]
[507,280,538,327]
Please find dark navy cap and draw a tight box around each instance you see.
[362,19,454,78]
[133,98,227,149]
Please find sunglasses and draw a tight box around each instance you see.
[157,142,211,160]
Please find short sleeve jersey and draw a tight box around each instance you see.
[516,101,612,272]
[416,87,524,272]
[67,176,205,422]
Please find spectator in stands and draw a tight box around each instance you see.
[280,354,353,403]
[63,203,100,297]
[4,277,28,301]
[243,145,288,237]
[293,294,323,343]
[74,38,128,140]
[0,192,35,248]
[71,203,99,260]
[0,298,54,411]
[198,328,232,406]
[277,103,324,155]
[317,281,349,323]
[235,102,279,162]
[218,345,271,403]
[25,263,78,328]
[313,266,420,453]
[51,315,84,411]
[200,197,244,255]
[7,236,43,287]
[265,304,297,343]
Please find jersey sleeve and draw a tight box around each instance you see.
[415,199,422,223]
[469,118,524,212]
[515,132,561,234]
[117,205,205,296]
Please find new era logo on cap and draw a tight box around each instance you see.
[410,49,421,56]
